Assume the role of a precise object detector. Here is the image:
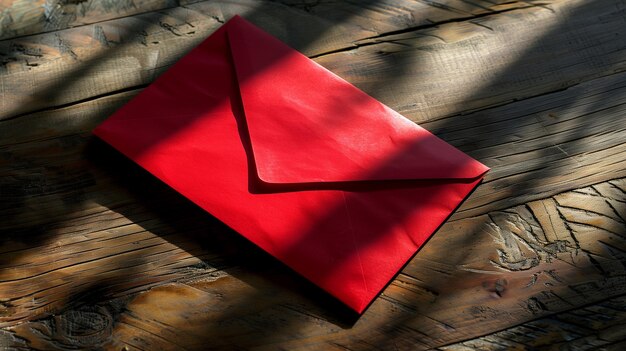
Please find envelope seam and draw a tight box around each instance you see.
[341,192,369,297]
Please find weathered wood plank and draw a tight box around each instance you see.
[3,177,624,349]
[2,0,624,127]
[1,74,624,345]
[316,0,626,122]
[0,0,538,43]
[3,67,624,224]
[0,0,375,120]
[1,0,625,349]
[439,294,626,351]
[208,0,545,37]
[439,69,626,217]
[0,0,178,41]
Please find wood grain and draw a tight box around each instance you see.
[0,52,624,334]
[1,76,624,347]
[2,0,624,124]
[211,0,546,38]
[1,0,625,349]
[0,0,537,42]
[315,0,626,123]
[3,66,624,223]
[0,0,178,41]
[0,0,374,120]
[3,178,624,350]
[439,294,626,350]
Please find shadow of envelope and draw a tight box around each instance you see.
[93,16,489,313]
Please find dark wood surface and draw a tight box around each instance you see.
[1,0,625,350]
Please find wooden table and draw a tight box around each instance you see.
[1,0,625,349]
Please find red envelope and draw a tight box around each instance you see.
[93,16,489,313]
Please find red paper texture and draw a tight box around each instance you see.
[93,16,489,313]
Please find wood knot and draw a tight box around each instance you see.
[525,297,548,315]
[0,300,16,317]
[55,305,113,347]
[467,305,500,320]
[482,278,508,298]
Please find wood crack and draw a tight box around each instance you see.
[309,4,546,59]
[0,84,147,123]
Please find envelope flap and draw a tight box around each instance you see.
[227,16,489,184]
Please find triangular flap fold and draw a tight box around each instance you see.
[226,16,488,184]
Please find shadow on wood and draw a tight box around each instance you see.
[1,0,625,349]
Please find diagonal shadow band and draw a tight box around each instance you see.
[1,0,625,349]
